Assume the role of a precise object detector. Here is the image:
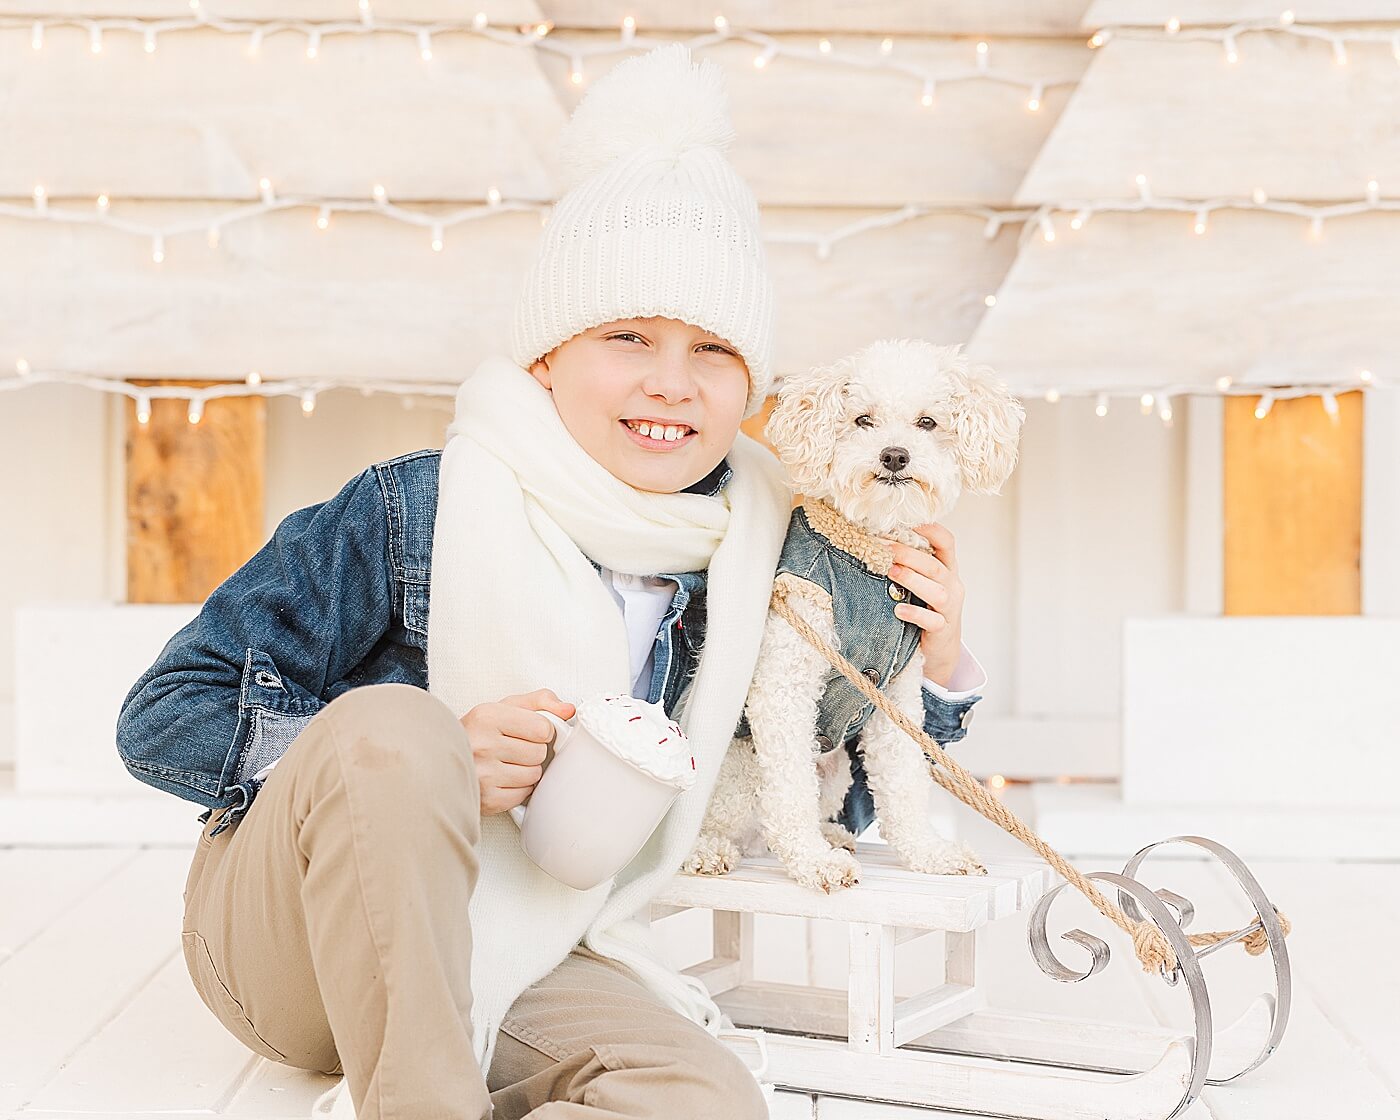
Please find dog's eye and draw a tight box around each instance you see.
[917,416,938,430]
[854,415,875,428]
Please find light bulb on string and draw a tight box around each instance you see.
[31,21,42,49]
[259,177,274,204]
[1194,209,1208,235]
[1159,397,1174,426]
[306,29,320,58]
[373,183,387,204]
[532,20,553,37]
[880,37,893,56]
[1166,16,1180,33]
[1254,393,1275,420]
[621,15,636,41]
[1135,172,1150,199]
[714,15,729,33]
[1367,179,1381,204]
[920,79,935,107]
[188,398,204,425]
[359,0,371,24]
[246,370,263,387]
[1281,9,1295,24]
[1359,369,1374,383]
[431,224,444,252]
[151,234,165,264]
[1332,38,1348,65]
[975,40,989,70]
[1095,392,1109,417]
[1089,31,1106,48]
[1310,215,1324,240]
[135,395,152,425]
[819,38,832,53]
[984,294,997,307]
[1039,215,1056,242]
[753,43,776,68]
[1070,209,1089,230]
[207,224,220,248]
[144,28,157,52]
[1045,388,1061,404]
[1217,375,1233,391]
[570,57,584,84]
[1027,84,1043,111]
[472,12,488,30]
[316,205,330,229]
[1321,392,1339,422]
[16,358,31,378]
[418,29,432,60]
[487,186,502,206]
[1140,393,1155,415]
[32,185,46,214]
[248,27,263,54]
[301,390,317,416]
[90,25,102,53]
[1252,187,1268,205]
[1224,35,1238,63]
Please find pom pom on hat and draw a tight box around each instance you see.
[557,43,737,192]
[511,43,776,420]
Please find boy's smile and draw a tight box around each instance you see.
[528,316,749,494]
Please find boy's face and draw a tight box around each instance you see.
[528,316,751,494]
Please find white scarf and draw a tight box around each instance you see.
[426,354,791,1078]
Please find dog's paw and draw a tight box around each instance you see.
[788,848,862,894]
[820,821,859,852]
[901,839,988,877]
[681,833,743,877]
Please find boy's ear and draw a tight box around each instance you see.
[764,362,851,497]
[948,361,1026,494]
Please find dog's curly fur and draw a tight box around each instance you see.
[681,340,1026,893]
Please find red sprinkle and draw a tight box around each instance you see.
[628,716,641,722]
[691,758,696,769]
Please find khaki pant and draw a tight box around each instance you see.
[180,682,767,1119]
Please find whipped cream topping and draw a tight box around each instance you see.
[576,694,697,790]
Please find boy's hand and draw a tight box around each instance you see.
[882,523,965,687]
[460,689,576,816]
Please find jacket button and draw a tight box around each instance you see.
[960,707,976,730]
[887,582,906,601]
[815,734,833,752]
[863,667,881,685]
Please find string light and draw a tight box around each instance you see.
[1254,393,1275,420]
[1321,391,1339,421]
[1088,15,1396,65]
[1095,392,1110,417]
[3,14,1070,111]
[187,398,204,425]
[984,294,997,307]
[1045,389,1061,404]
[1140,393,1155,414]
[301,389,317,415]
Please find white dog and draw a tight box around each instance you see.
[682,339,1025,893]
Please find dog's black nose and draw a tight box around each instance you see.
[880,446,909,473]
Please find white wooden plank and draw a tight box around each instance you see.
[0,848,190,1114]
[0,847,133,960]
[1018,35,1400,201]
[21,953,269,1114]
[2,27,564,201]
[1363,387,1400,617]
[969,212,1400,393]
[1085,0,1400,26]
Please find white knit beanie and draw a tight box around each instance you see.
[509,43,775,420]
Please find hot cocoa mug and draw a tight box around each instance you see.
[507,694,697,890]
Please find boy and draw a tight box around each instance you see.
[116,46,983,1120]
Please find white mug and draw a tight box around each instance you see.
[507,695,696,891]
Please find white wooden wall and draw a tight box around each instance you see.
[4,1,1396,780]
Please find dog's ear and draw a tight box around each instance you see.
[947,360,1025,494]
[764,361,851,497]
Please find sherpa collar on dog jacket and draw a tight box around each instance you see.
[737,497,928,751]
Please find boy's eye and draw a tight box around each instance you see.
[609,332,644,343]
[699,343,737,355]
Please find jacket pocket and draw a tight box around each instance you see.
[181,930,287,1062]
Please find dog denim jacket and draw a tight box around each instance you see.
[735,501,927,752]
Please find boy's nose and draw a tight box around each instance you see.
[880,446,909,473]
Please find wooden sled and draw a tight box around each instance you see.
[649,834,1291,1120]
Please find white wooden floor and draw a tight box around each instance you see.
[2,781,1396,1120]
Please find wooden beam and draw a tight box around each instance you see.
[125,379,265,604]
[1223,391,1362,615]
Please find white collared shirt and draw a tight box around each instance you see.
[595,565,987,702]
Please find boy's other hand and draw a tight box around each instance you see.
[461,689,576,816]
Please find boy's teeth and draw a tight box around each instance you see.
[626,419,691,440]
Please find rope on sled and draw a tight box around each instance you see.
[768,583,1292,977]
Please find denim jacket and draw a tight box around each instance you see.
[115,448,981,839]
